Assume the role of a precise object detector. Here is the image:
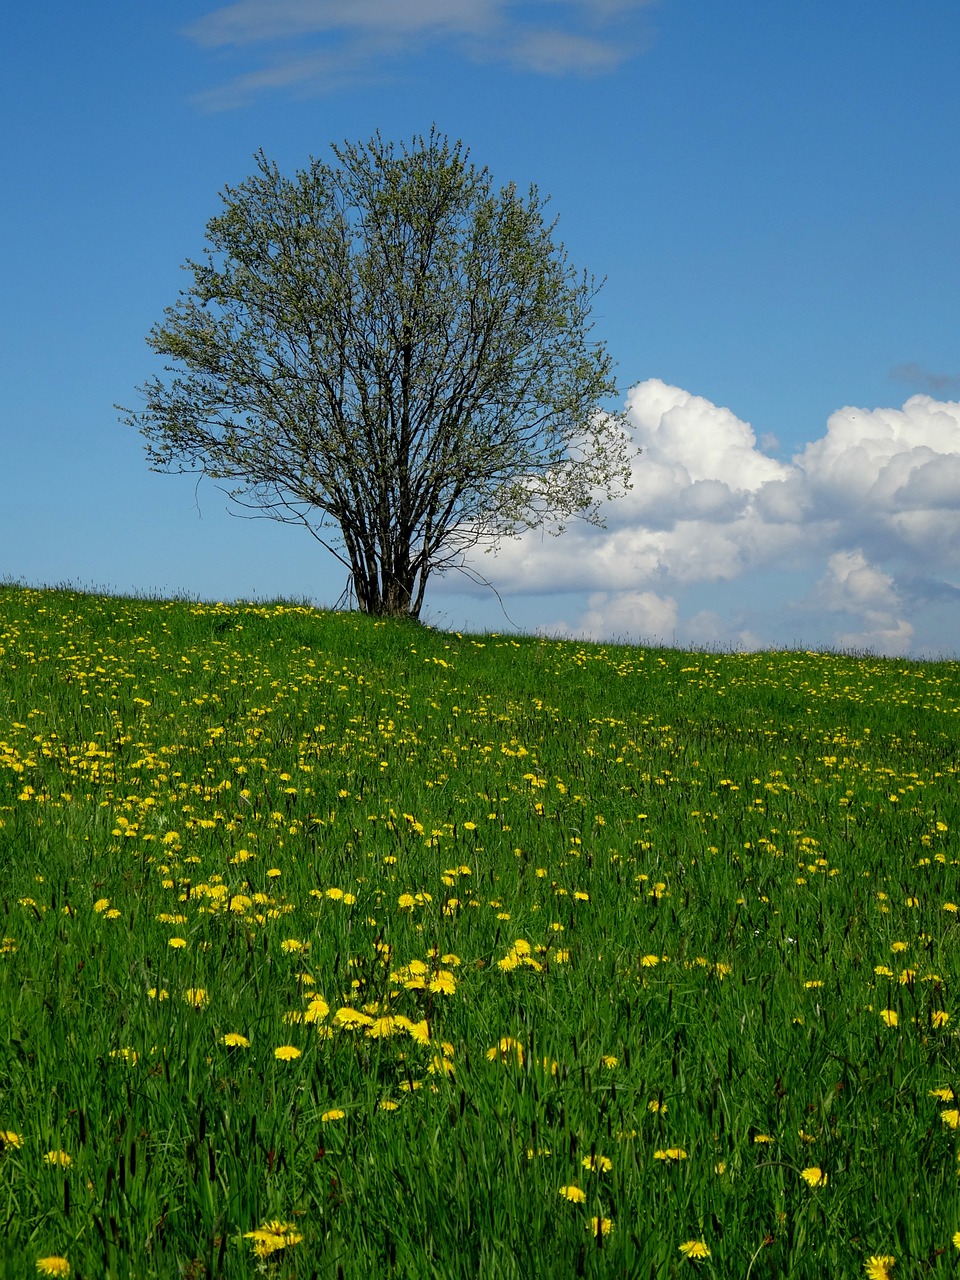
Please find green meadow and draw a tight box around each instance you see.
[3,584,960,1279]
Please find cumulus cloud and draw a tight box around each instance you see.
[185,0,655,106]
[463,379,960,655]
[564,589,679,643]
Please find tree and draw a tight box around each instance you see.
[121,129,633,619]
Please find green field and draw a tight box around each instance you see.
[2,584,960,1279]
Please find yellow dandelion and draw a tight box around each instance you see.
[168,937,187,949]
[587,1217,614,1236]
[366,1016,398,1039]
[678,1240,710,1260]
[407,1019,431,1045]
[864,1257,895,1280]
[274,1045,301,1061]
[753,1134,773,1144]
[601,1055,619,1069]
[486,1037,524,1065]
[36,1259,71,1277]
[931,1087,955,1102]
[582,1154,613,1173]
[941,1109,960,1129]
[281,938,305,953]
[428,970,457,995]
[244,1220,302,1259]
[801,1166,827,1188]
[43,1151,71,1167]
[303,996,330,1023]
[221,1033,250,1048]
[559,1185,586,1203]
[932,1011,951,1029]
[184,988,207,1008]
[379,1099,399,1111]
[332,1007,374,1029]
[648,1099,667,1113]
[321,1109,345,1122]
[654,1148,687,1161]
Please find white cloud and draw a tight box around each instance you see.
[185,0,656,105]
[463,378,960,655]
[568,588,679,642]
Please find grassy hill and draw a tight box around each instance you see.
[2,584,960,1278]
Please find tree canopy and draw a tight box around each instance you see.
[121,129,633,618]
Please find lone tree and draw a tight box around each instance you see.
[122,130,632,619]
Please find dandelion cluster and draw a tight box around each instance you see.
[2,587,960,1273]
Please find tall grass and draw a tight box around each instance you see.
[2,584,959,1278]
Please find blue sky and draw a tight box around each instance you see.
[3,1,959,654]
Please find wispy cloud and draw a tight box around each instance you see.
[463,380,960,656]
[184,0,656,107]
[891,362,960,395]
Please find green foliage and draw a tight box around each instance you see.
[119,131,632,619]
[3,585,960,1277]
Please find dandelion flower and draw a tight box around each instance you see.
[559,1185,586,1203]
[36,1259,71,1277]
[244,1221,302,1260]
[332,1007,374,1029]
[222,1033,250,1048]
[801,1166,827,1188]
[582,1155,612,1173]
[932,1011,951,1029]
[1,1130,23,1149]
[486,1037,524,1065]
[654,1148,687,1161]
[930,1087,955,1102]
[321,1109,345,1122]
[601,1055,619,1069]
[678,1240,710,1260]
[184,988,207,1008]
[274,1045,301,1061]
[587,1218,614,1236]
[43,1151,72,1168]
[864,1257,895,1280]
[941,1109,960,1129]
[366,1016,398,1039]
[428,970,457,995]
[168,937,187,949]
[303,996,329,1023]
